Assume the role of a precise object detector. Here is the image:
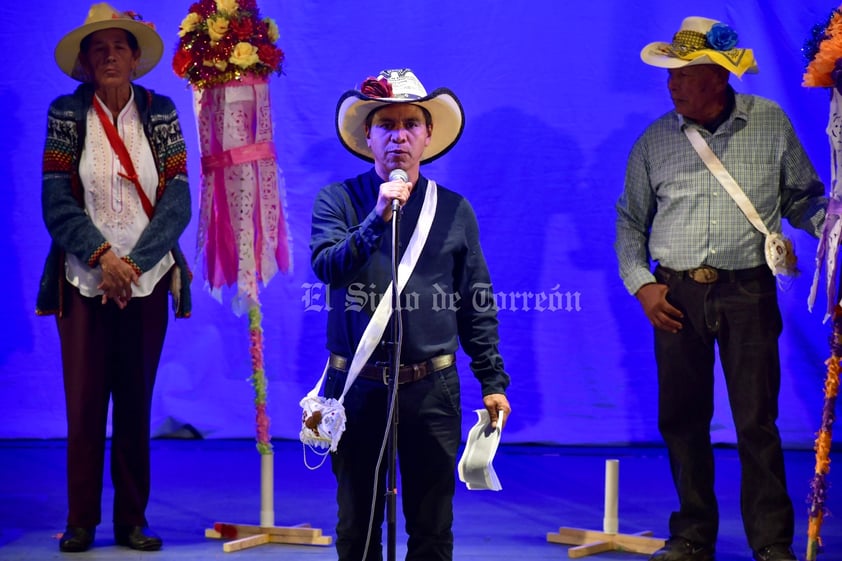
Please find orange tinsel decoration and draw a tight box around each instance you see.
[804,11,842,87]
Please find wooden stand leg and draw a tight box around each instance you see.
[205,451,332,552]
[546,459,666,558]
[547,527,665,558]
[206,522,332,551]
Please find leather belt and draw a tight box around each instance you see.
[329,353,456,385]
[657,265,770,285]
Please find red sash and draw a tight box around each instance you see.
[92,96,154,220]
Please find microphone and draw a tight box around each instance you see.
[389,169,409,213]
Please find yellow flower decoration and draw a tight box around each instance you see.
[230,42,260,69]
[203,59,229,71]
[207,15,230,43]
[178,13,201,38]
[265,18,279,42]
[216,0,239,14]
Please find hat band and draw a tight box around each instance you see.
[669,30,709,57]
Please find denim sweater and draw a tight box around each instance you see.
[37,82,192,318]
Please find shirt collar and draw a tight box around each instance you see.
[92,87,137,121]
[676,87,747,131]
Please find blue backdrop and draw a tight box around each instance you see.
[3,0,839,446]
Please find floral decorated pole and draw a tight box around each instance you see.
[803,9,842,559]
[173,0,290,530]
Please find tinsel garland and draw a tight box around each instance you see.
[248,304,271,455]
[807,306,842,560]
[803,8,842,89]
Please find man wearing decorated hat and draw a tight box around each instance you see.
[615,17,826,561]
[39,2,191,553]
[309,68,511,561]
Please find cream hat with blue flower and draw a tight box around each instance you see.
[641,16,758,78]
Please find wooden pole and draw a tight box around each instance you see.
[547,458,666,558]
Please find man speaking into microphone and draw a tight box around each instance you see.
[309,68,512,561]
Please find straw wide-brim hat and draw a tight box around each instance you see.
[336,68,465,165]
[640,16,758,78]
[54,2,163,81]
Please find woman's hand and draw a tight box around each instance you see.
[98,249,139,309]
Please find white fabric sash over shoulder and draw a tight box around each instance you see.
[299,179,438,457]
[683,125,796,279]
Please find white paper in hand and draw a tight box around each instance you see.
[458,409,504,491]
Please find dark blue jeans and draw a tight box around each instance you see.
[325,366,462,561]
[653,267,794,552]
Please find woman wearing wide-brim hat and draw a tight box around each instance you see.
[38,3,192,553]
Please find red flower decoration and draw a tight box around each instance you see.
[230,17,254,41]
[257,44,283,70]
[190,1,212,17]
[361,77,393,98]
[172,48,192,78]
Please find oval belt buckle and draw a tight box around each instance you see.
[689,266,718,284]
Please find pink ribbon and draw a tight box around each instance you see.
[201,142,277,172]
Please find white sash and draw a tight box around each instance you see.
[684,126,795,278]
[683,126,770,237]
[306,179,439,404]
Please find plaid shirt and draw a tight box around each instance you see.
[615,90,826,295]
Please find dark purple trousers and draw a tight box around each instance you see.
[56,278,168,528]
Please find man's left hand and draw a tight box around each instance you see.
[483,393,511,430]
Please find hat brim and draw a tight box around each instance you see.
[54,19,163,81]
[640,41,758,77]
[336,87,465,165]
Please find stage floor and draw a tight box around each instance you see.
[0,438,837,560]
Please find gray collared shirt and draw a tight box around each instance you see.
[615,91,826,295]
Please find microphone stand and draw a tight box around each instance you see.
[385,199,402,561]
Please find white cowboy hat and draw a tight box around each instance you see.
[640,16,758,78]
[54,3,163,81]
[336,68,465,165]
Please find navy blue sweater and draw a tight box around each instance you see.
[310,168,509,396]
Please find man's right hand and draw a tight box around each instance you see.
[376,177,413,222]
[635,283,683,333]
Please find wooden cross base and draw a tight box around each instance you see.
[547,527,665,558]
[205,521,332,552]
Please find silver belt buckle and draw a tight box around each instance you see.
[688,266,718,284]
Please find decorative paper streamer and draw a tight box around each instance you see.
[809,90,842,321]
[193,77,291,315]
